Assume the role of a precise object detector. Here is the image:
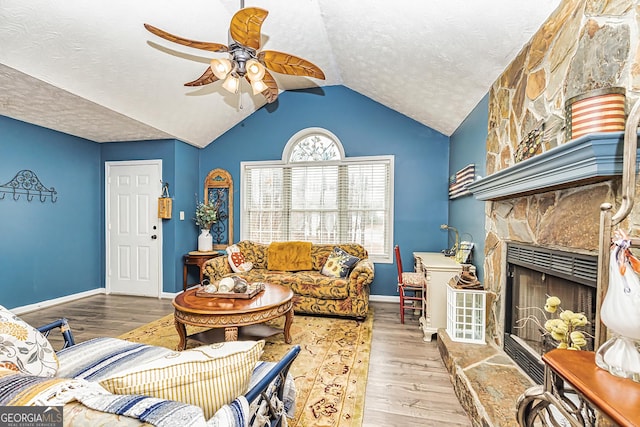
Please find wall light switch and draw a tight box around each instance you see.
[179,211,185,220]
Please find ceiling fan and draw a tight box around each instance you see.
[144,7,325,103]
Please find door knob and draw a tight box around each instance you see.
[151,235,157,240]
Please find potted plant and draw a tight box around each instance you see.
[195,199,217,251]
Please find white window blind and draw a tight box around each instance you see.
[241,129,393,262]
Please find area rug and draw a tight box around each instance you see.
[118,309,373,427]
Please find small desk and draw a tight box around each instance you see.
[182,251,223,291]
[413,252,464,341]
[517,349,640,426]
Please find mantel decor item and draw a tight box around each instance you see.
[596,229,640,382]
[565,87,626,141]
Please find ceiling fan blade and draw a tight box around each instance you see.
[229,7,268,50]
[184,68,219,87]
[144,23,228,53]
[258,51,325,80]
[258,69,279,103]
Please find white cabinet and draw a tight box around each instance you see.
[413,252,464,342]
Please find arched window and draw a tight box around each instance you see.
[241,128,394,262]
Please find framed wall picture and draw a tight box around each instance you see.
[204,168,233,250]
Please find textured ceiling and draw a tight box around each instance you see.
[0,0,561,148]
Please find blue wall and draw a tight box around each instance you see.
[449,94,489,281]
[0,116,101,308]
[1,85,486,308]
[199,86,451,296]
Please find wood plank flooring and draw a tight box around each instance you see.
[19,295,471,426]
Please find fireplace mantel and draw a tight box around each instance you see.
[468,132,639,201]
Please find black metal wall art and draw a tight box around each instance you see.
[0,170,57,202]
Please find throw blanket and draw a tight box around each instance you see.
[267,241,313,271]
[56,337,173,381]
[0,368,249,427]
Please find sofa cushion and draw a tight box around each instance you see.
[267,241,313,271]
[98,340,264,419]
[237,241,268,269]
[321,247,360,278]
[0,305,58,377]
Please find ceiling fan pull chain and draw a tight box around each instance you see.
[239,89,243,110]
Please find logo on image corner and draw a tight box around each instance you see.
[0,406,63,427]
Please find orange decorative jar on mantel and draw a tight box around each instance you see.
[565,87,626,141]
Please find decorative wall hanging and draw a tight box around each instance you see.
[0,170,57,203]
[514,126,544,163]
[448,164,475,199]
[204,168,233,250]
[158,181,172,219]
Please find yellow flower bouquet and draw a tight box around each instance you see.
[517,296,591,351]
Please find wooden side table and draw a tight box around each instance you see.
[182,251,223,291]
[517,349,640,426]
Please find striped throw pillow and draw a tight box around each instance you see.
[99,340,264,419]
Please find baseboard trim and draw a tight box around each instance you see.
[12,288,106,315]
[370,294,400,303]
[12,290,398,314]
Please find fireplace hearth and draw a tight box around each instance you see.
[503,243,598,384]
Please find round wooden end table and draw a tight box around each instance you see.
[172,282,294,350]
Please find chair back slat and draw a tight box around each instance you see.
[394,244,404,284]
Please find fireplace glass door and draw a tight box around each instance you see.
[504,243,598,384]
[509,265,595,354]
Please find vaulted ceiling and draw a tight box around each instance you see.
[0,0,561,148]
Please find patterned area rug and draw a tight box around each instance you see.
[118,309,373,427]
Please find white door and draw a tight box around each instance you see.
[106,160,162,297]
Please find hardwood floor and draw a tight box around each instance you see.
[19,295,471,426]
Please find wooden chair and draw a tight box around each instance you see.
[395,245,427,324]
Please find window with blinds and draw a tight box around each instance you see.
[240,128,394,262]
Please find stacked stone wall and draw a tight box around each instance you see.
[483,0,640,344]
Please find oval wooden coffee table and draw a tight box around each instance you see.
[173,282,294,350]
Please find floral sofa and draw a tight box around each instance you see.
[0,306,299,427]
[202,241,375,319]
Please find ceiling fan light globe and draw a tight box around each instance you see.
[246,59,266,82]
[251,79,268,95]
[222,75,240,94]
[210,58,232,80]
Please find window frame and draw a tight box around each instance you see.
[240,128,394,263]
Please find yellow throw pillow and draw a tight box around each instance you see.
[267,241,313,271]
[99,340,264,419]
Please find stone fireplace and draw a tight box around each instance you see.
[478,0,640,354]
[437,2,640,425]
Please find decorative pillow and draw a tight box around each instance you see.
[321,247,360,278]
[226,244,253,273]
[99,340,264,419]
[0,305,58,377]
[267,241,313,271]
